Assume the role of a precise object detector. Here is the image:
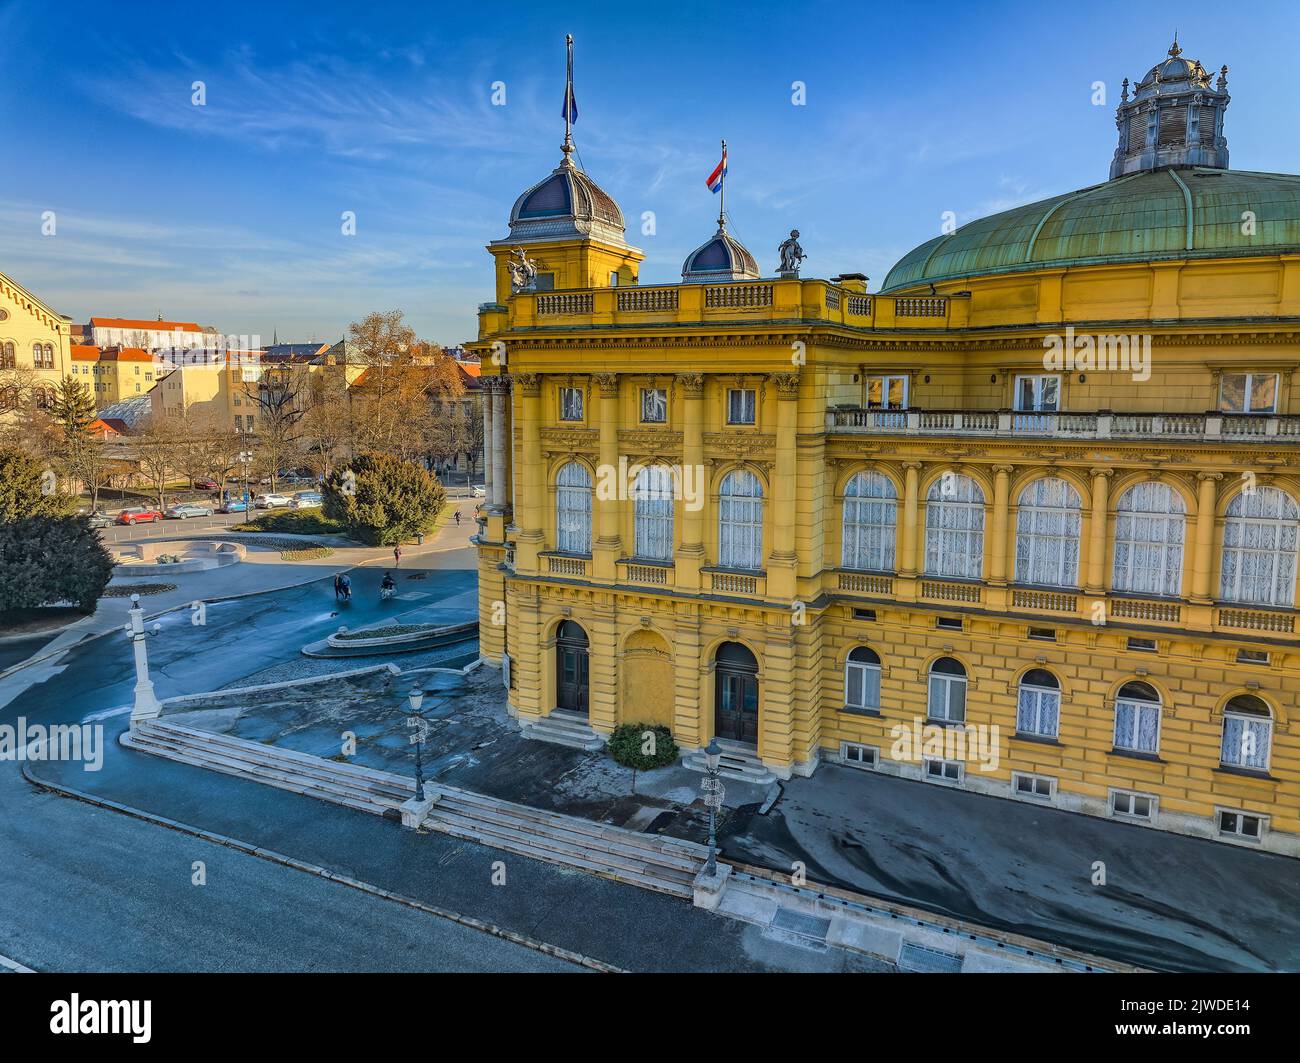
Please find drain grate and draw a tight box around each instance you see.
[769,907,831,942]
[899,942,963,973]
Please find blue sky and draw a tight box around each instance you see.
[5,0,1300,346]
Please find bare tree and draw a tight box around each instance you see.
[132,415,179,510]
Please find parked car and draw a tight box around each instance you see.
[167,503,214,519]
[289,492,322,510]
[191,477,219,491]
[472,484,486,497]
[85,509,113,529]
[255,493,292,509]
[218,498,251,514]
[116,506,163,525]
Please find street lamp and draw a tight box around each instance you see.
[406,686,428,802]
[124,594,163,727]
[701,737,725,877]
[238,442,254,513]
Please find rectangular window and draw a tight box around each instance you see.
[1114,697,1161,755]
[924,758,962,783]
[1219,373,1278,414]
[1014,374,1060,412]
[559,387,584,421]
[1236,649,1269,665]
[640,387,667,423]
[1013,773,1054,799]
[936,617,963,631]
[1218,810,1264,841]
[609,271,620,287]
[1027,627,1057,641]
[1221,713,1272,772]
[852,608,877,622]
[866,375,908,409]
[845,661,881,711]
[840,742,878,769]
[927,674,966,723]
[1111,790,1155,820]
[727,388,756,425]
[533,273,555,292]
[1127,637,1157,652]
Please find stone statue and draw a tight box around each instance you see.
[507,247,538,293]
[778,230,806,275]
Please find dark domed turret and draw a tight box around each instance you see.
[681,227,759,283]
[504,155,628,247]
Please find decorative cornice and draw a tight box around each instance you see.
[704,431,776,457]
[617,428,683,449]
[540,427,599,449]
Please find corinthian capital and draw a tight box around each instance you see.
[593,372,620,397]
[770,371,800,397]
[675,372,705,394]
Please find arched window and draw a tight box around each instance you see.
[1114,681,1161,755]
[1220,694,1273,772]
[925,474,984,580]
[842,471,896,572]
[1016,668,1060,738]
[555,462,592,554]
[1015,478,1082,588]
[633,465,674,561]
[927,657,966,723]
[0,341,15,369]
[0,386,17,411]
[1113,482,1186,598]
[718,469,763,570]
[844,646,881,712]
[1220,487,1299,607]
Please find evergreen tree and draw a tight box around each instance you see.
[0,446,72,521]
[49,376,96,437]
[323,452,444,546]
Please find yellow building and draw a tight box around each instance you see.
[474,42,1300,856]
[0,270,74,415]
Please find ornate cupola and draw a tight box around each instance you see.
[503,155,629,247]
[1110,38,1230,179]
[681,225,760,283]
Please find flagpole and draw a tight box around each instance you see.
[718,138,726,230]
[563,34,575,158]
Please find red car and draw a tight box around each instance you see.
[192,477,219,490]
[116,506,163,525]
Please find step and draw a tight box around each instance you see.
[549,709,593,725]
[430,796,705,875]
[521,719,604,751]
[435,784,708,860]
[146,721,415,795]
[133,724,414,802]
[682,748,776,784]
[121,732,401,816]
[423,814,695,897]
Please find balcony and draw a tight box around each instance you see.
[705,569,766,597]
[828,408,1300,442]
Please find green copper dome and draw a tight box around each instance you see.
[880,168,1300,293]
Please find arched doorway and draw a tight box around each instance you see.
[555,620,590,716]
[714,641,758,745]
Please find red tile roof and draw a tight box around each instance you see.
[99,346,156,363]
[91,317,204,333]
[70,344,101,361]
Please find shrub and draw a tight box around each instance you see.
[0,446,73,521]
[0,515,115,611]
[322,453,445,547]
[232,511,347,535]
[607,724,678,770]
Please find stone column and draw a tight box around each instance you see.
[481,381,494,505]
[1191,472,1222,603]
[1085,468,1113,596]
[768,372,800,600]
[593,373,621,580]
[675,372,706,592]
[989,465,1013,584]
[899,461,923,582]
[489,377,510,513]
[513,373,543,572]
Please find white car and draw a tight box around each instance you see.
[255,493,292,509]
[472,484,486,497]
[290,492,322,510]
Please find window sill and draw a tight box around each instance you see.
[841,706,883,718]
[1214,765,1277,783]
[701,565,767,577]
[1010,732,1061,747]
[924,717,966,730]
[618,557,674,568]
[1108,747,1163,763]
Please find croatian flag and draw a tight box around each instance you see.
[706,147,727,193]
[561,79,578,125]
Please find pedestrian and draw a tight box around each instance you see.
[454,510,461,526]
[393,543,402,567]
[333,574,342,600]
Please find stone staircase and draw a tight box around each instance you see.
[682,738,777,786]
[519,708,605,751]
[122,720,415,815]
[121,719,706,898]
[426,785,708,898]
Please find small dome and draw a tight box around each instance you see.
[681,226,760,283]
[502,156,627,246]
[1135,40,1213,93]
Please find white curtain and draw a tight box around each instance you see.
[1017,682,1060,737]
[718,469,764,570]
[1113,482,1185,598]
[1114,695,1161,754]
[1220,487,1299,607]
[842,471,897,572]
[633,465,674,561]
[925,474,985,580]
[555,461,592,554]
[927,674,966,722]
[1014,478,1081,588]
[1221,714,1272,771]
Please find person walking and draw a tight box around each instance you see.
[454,510,461,526]
[393,543,402,568]
[333,574,342,601]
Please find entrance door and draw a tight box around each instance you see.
[713,641,759,745]
[555,620,589,716]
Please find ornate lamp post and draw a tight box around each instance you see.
[406,686,429,802]
[125,594,163,727]
[700,737,725,876]
[238,443,254,513]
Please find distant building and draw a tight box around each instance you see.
[88,316,210,351]
[0,269,74,415]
